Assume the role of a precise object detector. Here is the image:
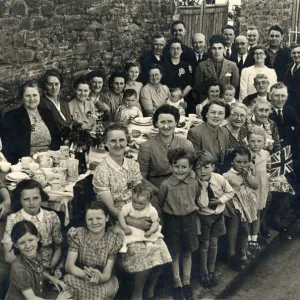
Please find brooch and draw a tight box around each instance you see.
[178,68,185,77]
[86,111,92,119]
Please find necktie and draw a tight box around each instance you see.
[252,155,256,165]
[207,183,217,210]
[226,48,230,59]
[278,109,284,125]
[237,55,243,71]
[197,54,201,63]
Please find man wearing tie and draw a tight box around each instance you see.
[234,36,254,75]
[247,26,259,53]
[222,24,237,62]
[284,44,300,118]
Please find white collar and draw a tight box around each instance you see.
[106,155,129,172]
[272,106,283,114]
[21,208,44,222]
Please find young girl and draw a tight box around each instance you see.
[2,180,63,276]
[223,85,237,106]
[115,89,143,124]
[222,147,258,271]
[124,61,143,105]
[167,87,187,115]
[118,183,163,253]
[159,148,200,300]
[5,220,72,300]
[247,127,270,251]
[195,151,234,288]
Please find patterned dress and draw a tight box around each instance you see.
[93,155,172,273]
[64,227,122,300]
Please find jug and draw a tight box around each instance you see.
[67,158,79,182]
[38,154,53,168]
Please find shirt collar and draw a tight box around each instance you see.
[106,155,129,172]
[230,167,240,174]
[21,208,44,222]
[208,173,218,185]
[168,174,195,186]
[266,44,283,53]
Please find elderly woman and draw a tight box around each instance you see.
[188,99,231,169]
[196,80,223,119]
[140,64,170,117]
[3,80,61,164]
[64,201,122,300]
[40,69,72,130]
[105,71,126,117]
[68,76,96,132]
[246,98,281,153]
[93,122,171,300]
[239,45,277,101]
[138,104,194,192]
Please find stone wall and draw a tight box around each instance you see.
[0,0,177,109]
[239,0,293,44]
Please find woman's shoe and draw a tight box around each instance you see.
[199,274,210,288]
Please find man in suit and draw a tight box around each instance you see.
[194,35,239,101]
[284,44,300,118]
[163,20,195,68]
[242,74,271,107]
[222,24,237,62]
[247,26,259,50]
[140,34,166,84]
[265,24,293,82]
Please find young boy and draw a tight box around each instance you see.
[195,151,234,288]
[159,147,200,300]
[167,87,187,115]
[223,85,237,106]
[116,89,143,124]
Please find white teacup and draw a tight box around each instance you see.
[28,162,39,172]
[49,179,62,191]
[21,157,33,169]
[11,164,22,172]
[0,162,11,172]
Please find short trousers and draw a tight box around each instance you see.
[198,213,226,241]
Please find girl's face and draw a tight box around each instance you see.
[91,77,104,93]
[46,76,61,97]
[206,104,225,127]
[232,154,250,173]
[127,66,139,82]
[75,83,90,102]
[23,87,40,110]
[124,95,137,108]
[248,133,265,153]
[20,188,42,216]
[86,209,108,235]
[208,85,220,101]
[106,129,128,158]
[156,113,177,138]
[15,232,39,260]
[171,158,191,181]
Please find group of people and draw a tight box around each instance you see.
[0,20,300,300]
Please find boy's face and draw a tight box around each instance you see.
[171,158,191,181]
[170,90,182,103]
[223,89,235,103]
[196,163,214,181]
[132,194,149,211]
[124,95,137,108]
[248,133,265,153]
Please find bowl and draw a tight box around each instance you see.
[0,162,11,172]
[11,164,22,173]
[131,130,142,138]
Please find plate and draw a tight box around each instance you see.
[6,172,30,182]
[131,117,152,126]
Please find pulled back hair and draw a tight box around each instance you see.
[167,147,195,166]
[18,80,41,101]
[108,71,126,89]
[11,220,42,255]
[87,70,106,82]
[41,68,64,91]
[227,146,251,163]
[152,104,180,128]
[201,99,231,122]
[103,122,131,143]
[12,179,49,213]
[73,75,91,90]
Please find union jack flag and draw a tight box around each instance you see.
[270,145,293,178]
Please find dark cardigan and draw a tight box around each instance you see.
[2,105,62,164]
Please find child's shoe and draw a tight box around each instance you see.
[199,273,210,288]
[119,244,128,253]
[209,272,218,287]
[172,286,184,300]
[182,284,194,300]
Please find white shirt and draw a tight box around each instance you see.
[21,208,44,222]
[238,53,248,64]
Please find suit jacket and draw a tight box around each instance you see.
[284,63,300,117]
[2,105,61,164]
[140,50,164,84]
[194,58,240,101]
[233,53,255,75]
[190,52,209,81]
[265,46,293,82]
[224,44,238,62]
[242,92,271,107]
[269,105,300,149]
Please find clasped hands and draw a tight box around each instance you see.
[84,266,103,285]
[124,226,153,238]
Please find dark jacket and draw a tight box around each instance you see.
[265,46,293,82]
[140,50,164,84]
[242,92,271,107]
[2,105,61,164]
[233,53,255,75]
[189,51,209,83]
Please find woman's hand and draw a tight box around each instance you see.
[126,216,152,231]
[89,269,102,285]
[56,291,73,300]
[50,277,66,292]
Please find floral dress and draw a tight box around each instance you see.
[93,155,172,273]
[64,227,122,300]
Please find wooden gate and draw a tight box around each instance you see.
[179,3,229,47]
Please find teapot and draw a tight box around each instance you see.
[32,170,47,188]
[37,154,53,168]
